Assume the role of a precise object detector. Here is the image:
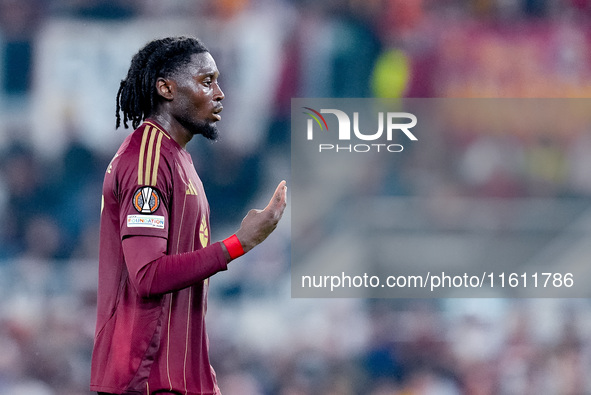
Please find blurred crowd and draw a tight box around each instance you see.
[2,0,591,394]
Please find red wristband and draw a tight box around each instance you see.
[223,234,245,260]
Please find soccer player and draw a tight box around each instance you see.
[90,36,287,395]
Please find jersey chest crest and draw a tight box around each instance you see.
[199,214,209,247]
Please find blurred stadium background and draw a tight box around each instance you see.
[2,0,591,393]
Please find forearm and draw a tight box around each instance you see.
[122,180,286,298]
[123,236,229,298]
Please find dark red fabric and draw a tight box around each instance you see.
[91,120,225,395]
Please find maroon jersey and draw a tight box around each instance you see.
[91,120,227,395]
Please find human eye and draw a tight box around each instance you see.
[202,73,218,87]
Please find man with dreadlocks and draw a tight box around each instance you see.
[90,36,287,395]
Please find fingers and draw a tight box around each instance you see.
[236,181,287,252]
[264,180,287,212]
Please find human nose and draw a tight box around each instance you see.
[214,82,224,101]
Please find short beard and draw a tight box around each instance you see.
[178,117,219,141]
[199,121,219,141]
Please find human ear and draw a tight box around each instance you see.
[156,77,174,101]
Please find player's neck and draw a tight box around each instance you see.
[149,113,193,149]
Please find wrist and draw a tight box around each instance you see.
[222,234,245,260]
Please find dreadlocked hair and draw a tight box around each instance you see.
[115,36,209,129]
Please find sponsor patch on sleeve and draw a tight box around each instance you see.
[133,186,161,214]
[127,215,165,229]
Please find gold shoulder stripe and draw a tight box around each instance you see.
[144,121,171,139]
[137,125,151,185]
[151,132,164,186]
[144,128,157,186]
[138,123,168,186]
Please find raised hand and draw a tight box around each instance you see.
[234,180,287,253]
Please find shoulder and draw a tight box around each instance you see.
[111,122,177,192]
[134,121,176,186]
